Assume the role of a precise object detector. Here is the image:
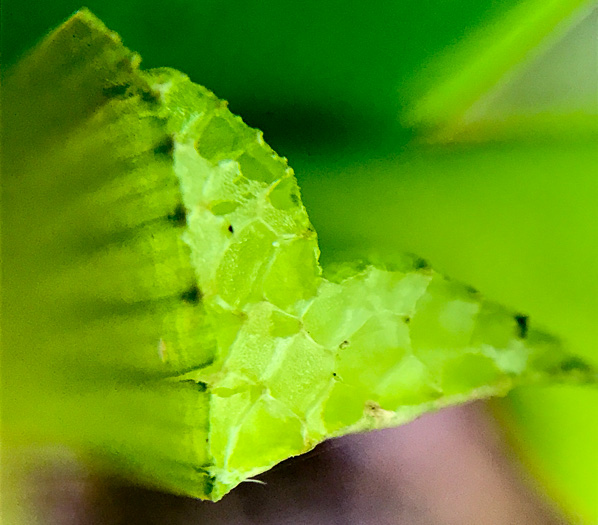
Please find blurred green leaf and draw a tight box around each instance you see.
[2,0,561,150]
[496,385,598,523]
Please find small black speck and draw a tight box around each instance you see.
[181,285,202,305]
[339,340,349,349]
[167,203,187,227]
[228,224,234,233]
[332,372,337,377]
[514,315,528,339]
[404,316,411,324]
[154,135,175,157]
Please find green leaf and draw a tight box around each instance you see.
[2,10,596,502]
[496,385,598,523]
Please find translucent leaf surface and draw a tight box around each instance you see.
[2,10,596,501]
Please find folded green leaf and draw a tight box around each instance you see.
[2,10,595,501]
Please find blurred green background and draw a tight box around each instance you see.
[1,0,515,137]
[2,0,597,522]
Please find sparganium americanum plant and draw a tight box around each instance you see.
[1,3,597,515]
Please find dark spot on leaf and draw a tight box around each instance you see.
[181,285,202,305]
[332,372,337,377]
[182,380,208,392]
[167,203,187,227]
[205,475,215,496]
[404,316,411,324]
[195,468,215,495]
[116,57,135,73]
[514,315,528,339]
[102,83,130,98]
[559,357,591,373]
[339,340,349,349]
[141,89,160,104]
[228,224,234,233]
[465,285,479,295]
[154,135,175,157]
[414,257,430,270]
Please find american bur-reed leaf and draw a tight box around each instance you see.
[1,9,596,501]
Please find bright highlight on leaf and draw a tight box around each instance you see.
[2,9,596,502]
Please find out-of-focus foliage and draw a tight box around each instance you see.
[1,0,520,115]
[2,0,585,153]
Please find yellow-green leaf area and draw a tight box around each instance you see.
[222,303,280,380]
[441,354,503,395]
[374,355,440,409]
[208,389,255,466]
[215,220,277,307]
[321,381,370,433]
[269,309,303,339]
[409,277,481,355]
[335,314,410,389]
[302,278,372,348]
[263,236,321,313]
[266,332,335,415]
[225,398,305,472]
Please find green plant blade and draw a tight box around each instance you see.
[403,0,594,130]
[2,10,595,501]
